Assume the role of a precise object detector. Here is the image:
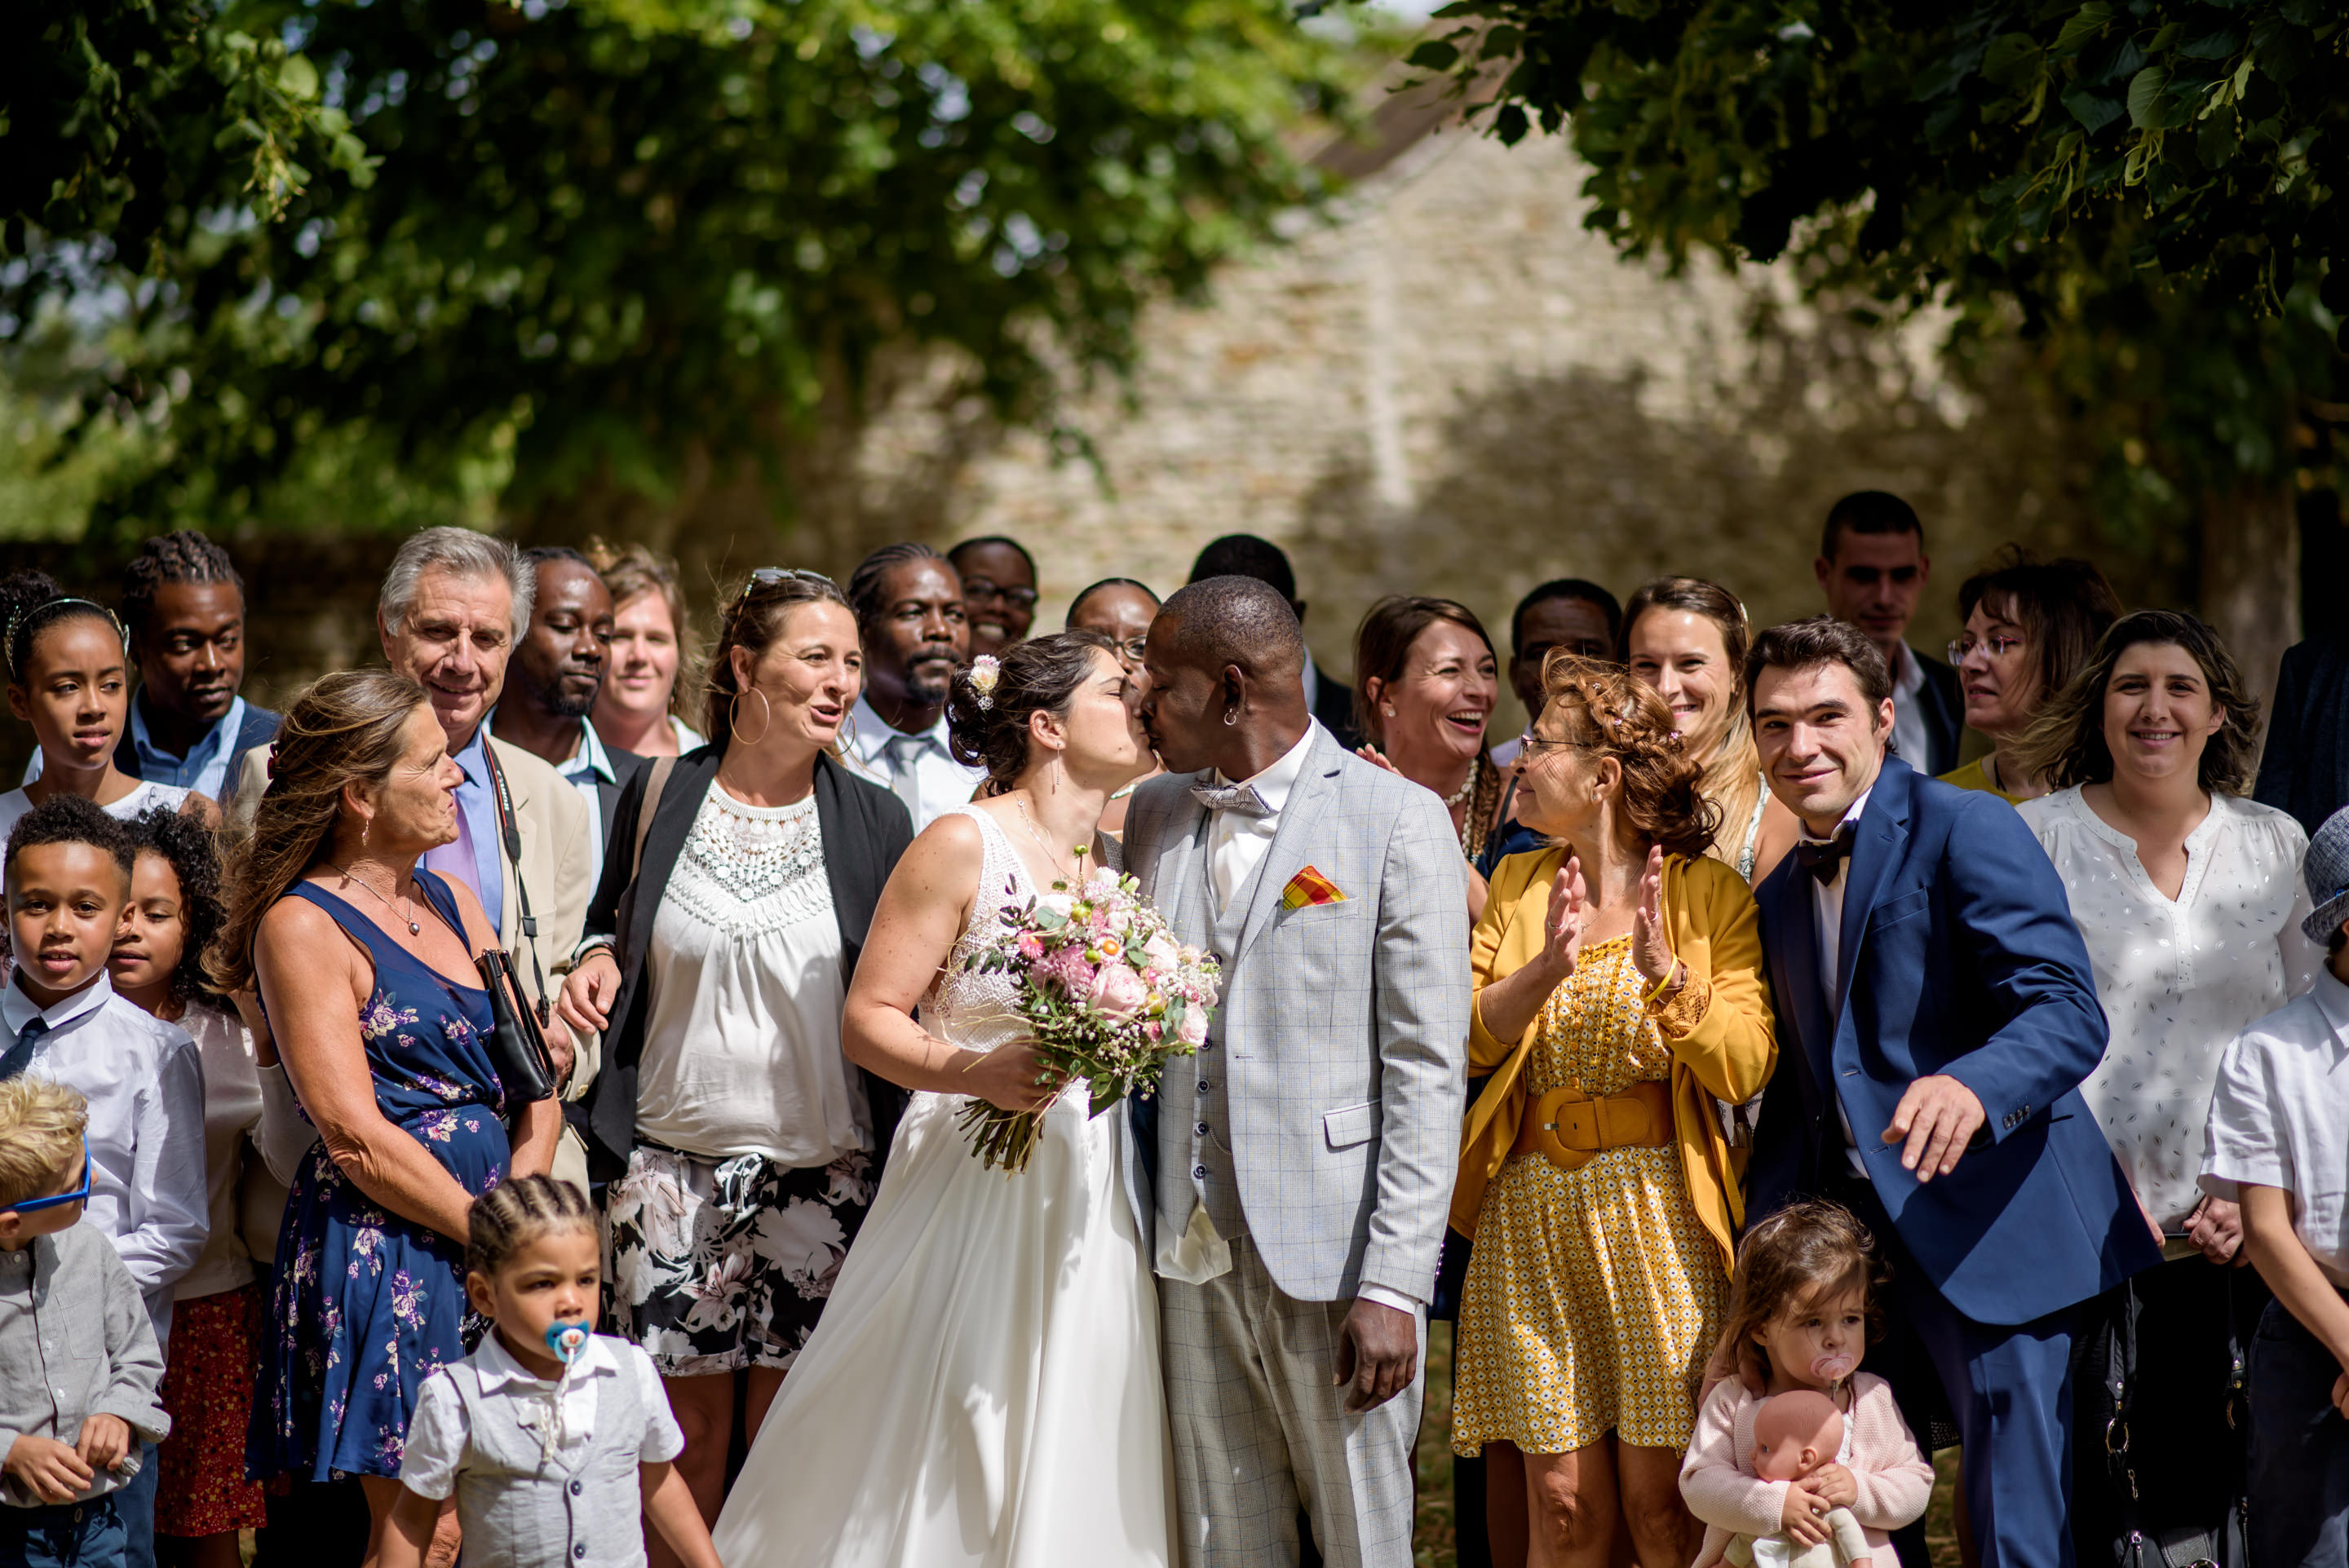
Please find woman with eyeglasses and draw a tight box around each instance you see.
[1064,576,1161,836]
[1938,550,2121,803]
[556,568,914,1568]
[949,536,1040,658]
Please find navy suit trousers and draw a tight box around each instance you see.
[1829,1177,2080,1568]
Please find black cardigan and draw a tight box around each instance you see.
[576,744,916,1182]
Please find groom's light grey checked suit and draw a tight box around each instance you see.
[1121,722,1470,1567]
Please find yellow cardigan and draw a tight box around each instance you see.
[1450,846,1777,1271]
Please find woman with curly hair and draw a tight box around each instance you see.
[1449,656,1776,1568]
[110,806,302,1568]
[2008,610,2321,1560]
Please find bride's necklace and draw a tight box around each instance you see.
[1443,754,1481,809]
[1013,797,1085,886]
[333,862,422,936]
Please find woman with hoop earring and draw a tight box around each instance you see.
[557,568,915,1568]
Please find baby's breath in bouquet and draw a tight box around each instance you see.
[959,861,1223,1173]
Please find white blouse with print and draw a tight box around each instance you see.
[2019,787,2322,1230]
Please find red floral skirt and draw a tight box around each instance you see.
[154,1283,270,1536]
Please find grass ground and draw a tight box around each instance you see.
[1413,1323,1965,1568]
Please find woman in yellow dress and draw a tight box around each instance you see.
[1450,656,1776,1568]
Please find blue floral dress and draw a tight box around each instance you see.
[249,871,509,1482]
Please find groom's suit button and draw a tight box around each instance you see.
[1193,1165,1209,1180]
[573,1547,586,1560]
[1196,1123,1210,1136]
[1197,1080,1210,1094]
[568,1482,582,1495]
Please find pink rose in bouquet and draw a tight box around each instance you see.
[958,857,1222,1172]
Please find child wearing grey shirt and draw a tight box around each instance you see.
[0,1079,172,1568]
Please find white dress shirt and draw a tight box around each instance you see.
[1206,726,1316,912]
[2020,787,2320,1230]
[839,694,985,834]
[2201,964,2349,1279]
[1800,788,1872,1174]
[1887,643,1930,772]
[2,972,207,1342]
[552,718,620,894]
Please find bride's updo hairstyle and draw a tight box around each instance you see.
[946,629,1122,793]
[1538,653,1721,862]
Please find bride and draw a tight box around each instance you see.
[711,629,1174,1566]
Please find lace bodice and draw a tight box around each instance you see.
[922,808,1037,1058]
[662,784,832,939]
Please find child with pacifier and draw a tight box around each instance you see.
[1680,1201,1933,1568]
[379,1177,722,1568]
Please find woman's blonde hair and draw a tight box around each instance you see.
[0,1078,87,1211]
[1537,655,1721,862]
[586,539,701,723]
[1619,577,1761,865]
[465,1175,597,1283]
[209,669,431,995]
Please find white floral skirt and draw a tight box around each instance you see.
[605,1142,876,1377]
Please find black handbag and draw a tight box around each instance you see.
[475,948,559,1106]
[2088,1265,2254,1568]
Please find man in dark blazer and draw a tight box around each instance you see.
[1743,616,2159,1568]
[1814,492,1963,775]
[1188,532,1363,751]
[493,545,651,889]
[2255,626,2349,835]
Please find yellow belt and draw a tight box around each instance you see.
[1509,1080,1674,1174]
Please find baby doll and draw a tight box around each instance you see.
[1719,1391,1872,1568]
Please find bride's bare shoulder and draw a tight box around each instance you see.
[887,809,990,903]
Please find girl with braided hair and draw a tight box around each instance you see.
[1448,656,1778,1567]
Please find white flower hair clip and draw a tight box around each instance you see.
[967,654,1002,710]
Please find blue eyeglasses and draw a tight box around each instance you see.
[11,1142,91,1216]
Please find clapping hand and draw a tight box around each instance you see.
[1540,855,1588,983]
[1630,845,1681,992]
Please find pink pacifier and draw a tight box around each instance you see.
[545,1322,591,1367]
[1810,1353,1856,1384]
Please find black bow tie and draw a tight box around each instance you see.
[1794,824,1857,886]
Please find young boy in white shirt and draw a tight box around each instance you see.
[2202,802,2349,1567]
[2,797,206,1568]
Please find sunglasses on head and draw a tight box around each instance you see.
[741,568,837,600]
[10,1141,91,1217]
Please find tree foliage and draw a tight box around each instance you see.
[6,0,1348,534]
[1418,0,2345,541]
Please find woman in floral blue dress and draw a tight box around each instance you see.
[213,670,560,1556]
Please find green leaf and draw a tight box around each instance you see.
[1981,33,2043,88]
[2064,85,2126,134]
[1479,25,1523,61]
[2126,66,2172,128]
[2053,3,2115,58]
[1405,39,1460,70]
[277,55,321,102]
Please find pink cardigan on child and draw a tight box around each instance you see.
[1679,1372,1935,1563]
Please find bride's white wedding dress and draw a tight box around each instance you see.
[710,806,1175,1567]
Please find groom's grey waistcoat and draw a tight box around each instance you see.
[1121,723,1471,1305]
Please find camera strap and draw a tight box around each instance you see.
[480,741,552,1027]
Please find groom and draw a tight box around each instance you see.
[1125,575,1470,1568]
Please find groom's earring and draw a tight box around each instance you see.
[1222,707,1239,727]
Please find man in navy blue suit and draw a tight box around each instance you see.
[1741,616,2159,1568]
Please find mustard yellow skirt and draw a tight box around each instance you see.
[1450,1144,1727,1455]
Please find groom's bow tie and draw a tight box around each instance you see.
[1794,823,1857,885]
[1191,781,1271,818]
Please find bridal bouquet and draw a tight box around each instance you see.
[958,858,1222,1173]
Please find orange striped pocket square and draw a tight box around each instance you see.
[1281,866,1346,910]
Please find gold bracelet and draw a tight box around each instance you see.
[1643,962,1686,1005]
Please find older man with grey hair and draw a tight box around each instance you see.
[234,527,598,1172]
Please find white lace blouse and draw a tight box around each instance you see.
[2018,787,2321,1230]
[631,781,866,1165]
